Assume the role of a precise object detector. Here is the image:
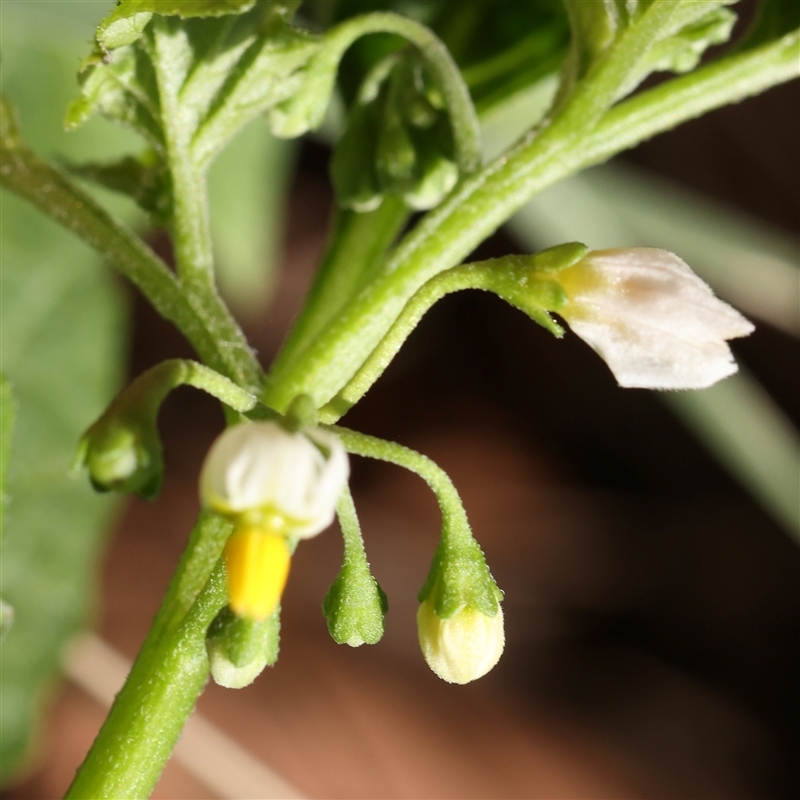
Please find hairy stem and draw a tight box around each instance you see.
[66,514,231,799]
[263,30,800,412]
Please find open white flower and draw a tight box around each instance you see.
[200,421,349,538]
[417,599,505,684]
[556,248,754,390]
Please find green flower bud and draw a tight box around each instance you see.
[75,410,163,500]
[322,562,387,647]
[206,605,280,689]
[332,52,461,212]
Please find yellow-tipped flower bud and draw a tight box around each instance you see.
[417,599,505,685]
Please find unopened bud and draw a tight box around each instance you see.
[206,606,280,689]
[555,248,754,389]
[323,563,387,647]
[75,413,163,499]
[417,599,504,684]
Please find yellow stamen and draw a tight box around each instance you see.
[225,527,291,621]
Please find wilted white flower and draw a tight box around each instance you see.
[200,421,349,538]
[417,599,505,684]
[556,248,754,390]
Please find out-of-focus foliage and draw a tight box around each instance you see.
[0,2,128,782]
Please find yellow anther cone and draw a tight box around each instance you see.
[225,527,291,620]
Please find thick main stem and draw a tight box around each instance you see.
[66,514,231,799]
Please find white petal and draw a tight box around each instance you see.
[199,421,349,534]
[560,249,754,390]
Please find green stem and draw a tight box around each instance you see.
[336,485,369,566]
[151,19,215,289]
[329,425,473,549]
[124,359,258,416]
[281,11,481,172]
[271,197,409,380]
[148,21,263,393]
[0,106,202,368]
[66,513,231,799]
[263,31,800,412]
[584,27,800,167]
[319,250,579,422]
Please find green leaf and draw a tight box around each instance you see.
[0,375,14,535]
[1,6,130,782]
[97,0,259,50]
[67,155,171,224]
[67,4,319,179]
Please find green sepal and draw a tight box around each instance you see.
[322,562,388,647]
[281,393,319,433]
[206,605,280,689]
[418,538,502,619]
[481,243,588,337]
[528,241,589,272]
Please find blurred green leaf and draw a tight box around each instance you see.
[0,191,127,784]
[1,3,129,783]
[208,120,296,317]
[0,375,14,529]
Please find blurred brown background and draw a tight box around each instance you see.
[5,75,799,800]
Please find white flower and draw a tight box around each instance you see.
[556,248,754,390]
[200,421,349,538]
[417,599,505,684]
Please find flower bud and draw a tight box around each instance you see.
[417,536,504,682]
[206,606,280,689]
[417,599,504,684]
[200,421,349,538]
[322,563,387,647]
[75,413,163,500]
[555,248,754,389]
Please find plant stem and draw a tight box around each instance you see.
[66,514,231,799]
[149,20,263,393]
[0,97,259,389]
[270,197,409,379]
[263,30,800,412]
[329,425,473,548]
[319,252,575,421]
